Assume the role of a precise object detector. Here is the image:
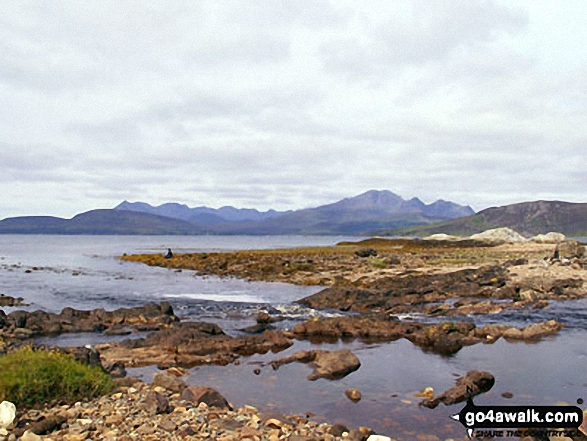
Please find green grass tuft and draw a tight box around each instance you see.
[0,348,113,408]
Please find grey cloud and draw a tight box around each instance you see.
[321,0,527,79]
[1,1,586,218]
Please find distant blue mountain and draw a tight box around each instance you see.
[0,191,475,235]
[210,190,475,235]
[114,201,291,224]
[0,210,203,235]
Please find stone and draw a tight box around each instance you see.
[265,418,283,429]
[355,248,377,258]
[329,424,349,436]
[21,431,42,441]
[367,436,393,441]
[152,373,186,393]
[27,415,66,435]
[166,367,186,377]
[470,228,527,243]
[311,350,361,380]
[256,311,272,324]
[349,426,376,440]
[158,419,177,432]
[181,385,232,410]
[503,320,563,340]
[420,371,495,408]
[103,361,126,378]
[414,387,434,399]
[530,232,566,244]
[345,388,362,402]
[269,349,361,381]
[0,401,16,429]
[143,390,170,415]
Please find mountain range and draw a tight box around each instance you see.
[0,190,473,235]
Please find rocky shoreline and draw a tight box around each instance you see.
[4,378,379,441]
[2,237,587,440]
[121,238,587,320]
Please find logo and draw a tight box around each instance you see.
[450,396,583,439]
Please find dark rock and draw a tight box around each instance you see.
[256,311,272,324]
[103,326,133,336]
[329,424,350,436]
[104,361,127,378]
[503,258,529,267]
[27,415,67,435]
[101,322,286,368]
[269,349,361,381]
[61,346,103,368]
[239,323,275,334]
[181,385,232,410]
[293,316,476,355]
[355,248,377,258]
[4,302,178,337]
[348,426,375,441]
[297,265,509,313]
[420,370,495,408]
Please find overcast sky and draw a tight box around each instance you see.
[1,1,586,218]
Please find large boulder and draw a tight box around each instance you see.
[470,228,527,243]
[152,373,186,393]
[531,232,566,244]
[181,385,232,410]
[0,401,16,429]
[420,371,495,408]
[269,349,361,381]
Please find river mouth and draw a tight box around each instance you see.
[2,235,587,439]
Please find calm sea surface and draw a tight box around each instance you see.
[1,235,586,440]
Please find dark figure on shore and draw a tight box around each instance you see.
[553,246,560,260]
[165,248,173,259]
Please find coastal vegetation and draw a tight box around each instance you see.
[0,348,113,408]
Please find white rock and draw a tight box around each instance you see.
[367,435,392,441]
[530,232,566,244]
[422,234,462,241]
[0,401,16,428]
[470,228,527,243]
